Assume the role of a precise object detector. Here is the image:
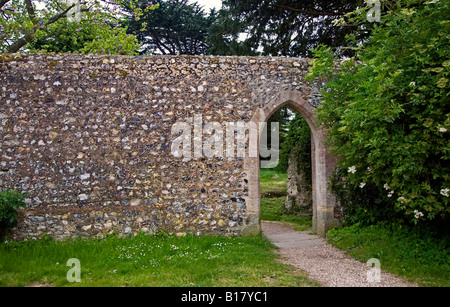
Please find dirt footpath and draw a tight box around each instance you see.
[261,221,417,287]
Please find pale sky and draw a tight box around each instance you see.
[190,0,223,13]
[36,1,223,15]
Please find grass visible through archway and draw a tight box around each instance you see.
[260,169,312,232]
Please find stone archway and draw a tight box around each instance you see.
[244,90,340,236]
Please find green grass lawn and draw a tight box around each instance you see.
[260,169,288,198]
[326,224,450,287]
[0,232,318,287]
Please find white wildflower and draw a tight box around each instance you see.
[388,190,395,198]
[348,166,357,174]
[383,183,390,190]
[439,127,447,133]
[398,196,407,204]
[441,188,449,197]
[360,182,366,189]
[414,210,424,219]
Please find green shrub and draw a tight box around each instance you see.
[0,189,27,238]
[307,0,450,230]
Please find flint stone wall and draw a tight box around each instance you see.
[0,53,319,240]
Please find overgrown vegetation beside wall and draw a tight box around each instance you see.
[307,0,449,235]
[0,190,26,239]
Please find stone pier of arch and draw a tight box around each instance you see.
[0,53,340,239]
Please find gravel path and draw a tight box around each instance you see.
[262,221,417,287]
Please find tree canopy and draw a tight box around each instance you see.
[219,0,365,57]
[124,0,216,55]
[1,0,372,57]
[0,0,157,54]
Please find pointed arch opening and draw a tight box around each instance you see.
[243,91,340,236]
